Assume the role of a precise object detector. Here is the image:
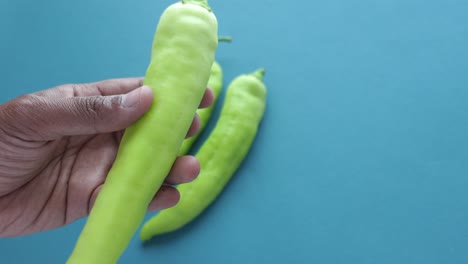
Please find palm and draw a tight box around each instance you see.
[0,132,120,236]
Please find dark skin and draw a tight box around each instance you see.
[0,77,214,237]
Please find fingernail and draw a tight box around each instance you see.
[123,86,145,107]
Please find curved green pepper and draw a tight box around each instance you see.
[67,1,218,263]
[140,68,267,240]
[179,60,223,155]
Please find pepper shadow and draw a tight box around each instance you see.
[139,144,257,248]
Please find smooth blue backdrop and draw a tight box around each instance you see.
[1,0,468,263]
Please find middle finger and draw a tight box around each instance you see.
[165,155,200,185]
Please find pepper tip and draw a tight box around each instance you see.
[252,68,266,81]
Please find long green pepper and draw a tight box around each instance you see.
[140,69,267,240]
[67,1,218,263]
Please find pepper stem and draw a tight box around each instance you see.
[252,68,266,81]
[182,0,211,11]
[218,36,233,43]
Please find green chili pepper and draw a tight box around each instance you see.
[66,1,218,263]
[140,68,267,241]
[179,60,223,155]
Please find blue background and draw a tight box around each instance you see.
[1,0,468,263]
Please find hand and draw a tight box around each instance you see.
[0,77,214,237]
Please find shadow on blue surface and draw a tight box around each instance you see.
[140,205,217,248]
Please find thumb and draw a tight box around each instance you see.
[1,86,153,140]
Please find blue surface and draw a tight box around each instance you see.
[1,0,468,263]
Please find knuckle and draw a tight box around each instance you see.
[88,96,122,114]
[69,83,91,96]
[72,97,98,125]
[3,94,42,119]
[82,97,104,118]
[15,93,42,107]
[77,95,122,132]
[0,94,47,138]
[108,95,123,108]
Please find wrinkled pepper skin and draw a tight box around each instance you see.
[140,69,267,241]
[67,1,218,263]
[179,60,223,155]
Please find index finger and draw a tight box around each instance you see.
[73,77,145,97]
[34,77,144,98]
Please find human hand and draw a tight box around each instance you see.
[0,77,214,237]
